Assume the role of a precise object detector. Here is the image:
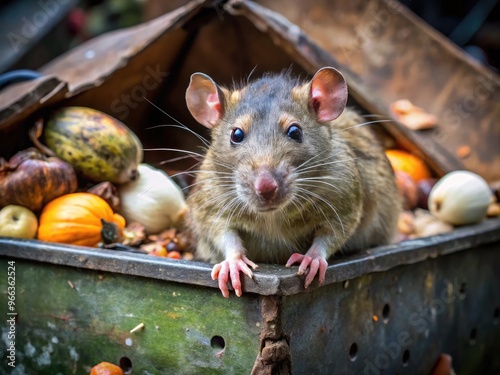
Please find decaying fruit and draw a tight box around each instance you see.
[428,170,492,226]
[0,205,38,239]
[118,164,188,234]
[385,149,431,182]
[390,99,437,130]
[412,209,454,238]
[395,171,418,210]
[416,178,438,210]
[37,192,126,247]
[44,106,143,184]
[90,362,123,375]
[0,148,77,212]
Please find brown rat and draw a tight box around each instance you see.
[185,67,400,298]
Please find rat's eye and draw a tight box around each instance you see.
[286,124,303,143]
[230,128,245,144]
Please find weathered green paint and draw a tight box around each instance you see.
[281,244,500,375]
[0,260,261,375]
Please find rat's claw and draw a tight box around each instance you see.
[285,252,328,289]
[297,255,313,275]
[285,253,305,267]
[212,256,257,298]
[304,258,320,288]
[241,255,259,271]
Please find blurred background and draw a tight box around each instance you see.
[0,0,499,74]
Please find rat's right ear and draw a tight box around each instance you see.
[186,73,225,129]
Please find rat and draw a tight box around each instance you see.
[185,67,400,298]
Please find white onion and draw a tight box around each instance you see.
[118,164,187,233]
[428,170,492,226]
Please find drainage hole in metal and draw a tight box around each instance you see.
[349,343,358,361]
[211,335,226,350]
[494,308,500,324]
[458,283,467,298]
[119,356,132,374]
[382,304,390,323]
[469,327,477,345]
[402,350,410,366]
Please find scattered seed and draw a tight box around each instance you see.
[167,242,179,252]
[129,323,145,333]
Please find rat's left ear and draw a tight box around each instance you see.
[309,67,348,123]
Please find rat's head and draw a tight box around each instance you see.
[186,67,348,214]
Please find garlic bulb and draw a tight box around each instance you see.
[118,164,187,234]
[428,170,492,226]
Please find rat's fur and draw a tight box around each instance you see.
[186,70,400,265]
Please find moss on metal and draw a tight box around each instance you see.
[0,260,261,374]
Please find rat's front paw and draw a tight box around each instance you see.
[285,251,328,288]
[211,256,258,298]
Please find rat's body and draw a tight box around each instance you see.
[186,67,400,297]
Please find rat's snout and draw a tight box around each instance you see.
[238,162,292,212]
[254,169,278,201]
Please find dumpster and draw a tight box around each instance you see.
[0,1,499,374]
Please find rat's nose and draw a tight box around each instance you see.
[254,170,278,201]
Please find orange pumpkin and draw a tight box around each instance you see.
[90,362,123,375]
[385,149,432,182]
[37,192,126,247]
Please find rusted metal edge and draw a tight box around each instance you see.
[1,217,499,296]
[0,76,67,128]
[0,0,208,132]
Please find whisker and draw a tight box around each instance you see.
[195,191,237,213]
[185,180,234,193]
[289,197,306,225]
[146,124,209,146]
[247,65,258,84]
[361,114,388,118]
[341,119,393,131]
[297,157,362,173]
[143,147,206,159]
[211,195,240,231]
[171,169,233,178]
[297,176,342,182]
[295,189,338,236]
[295,151,328,171]
[157,154,201,165]
[144,97,192,131]
[296,180,342,194]
[225,199,245,228]
[296,187,345,237]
